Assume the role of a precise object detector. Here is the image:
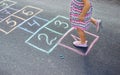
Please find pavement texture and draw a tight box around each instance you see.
[0,0,120,75]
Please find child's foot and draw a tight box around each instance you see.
[73,41,88,47]
[96,19,102,33]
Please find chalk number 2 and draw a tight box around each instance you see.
[38,33,57,46]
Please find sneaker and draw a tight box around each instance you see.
[73,41,88,47]
[96,19,102,33]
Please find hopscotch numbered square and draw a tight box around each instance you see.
[0,7,17,22]
[46,15,71,35]
[14,6,43,20]
[0,0,16,11]
[19,16,48,34]
[25,28,62,54]
[58,28,99,56]
[0,5,43,34]
[25,15,71,54]
[0,15,24,34]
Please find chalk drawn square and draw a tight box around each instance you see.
[0,7,17,22]
[14,6,43,20]
[46,15,71,35]
[0,15,24,34]
[58,28,99,56]
[0,0,16,11]
[19,16,48,34]
[25,28,62,54]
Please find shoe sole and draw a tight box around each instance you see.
[97,20,103,33]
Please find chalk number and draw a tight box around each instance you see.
[38,33,57,46]
[22,9,34,16]
[54,20,69,29]
[6,18,17,27]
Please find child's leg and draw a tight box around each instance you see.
[73,27,88,47]
[90,17,102,32]
[77,28,86,44]
[90,17,97,25]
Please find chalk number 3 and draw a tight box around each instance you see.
[54,20,69,29]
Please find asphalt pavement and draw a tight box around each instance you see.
[0,0,120,75]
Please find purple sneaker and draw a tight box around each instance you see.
[96,19,102,33]
[73,41,88,47]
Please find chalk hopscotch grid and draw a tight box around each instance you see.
[0,5,43,23]
[0,0,17,22]
[0,0,99,55]
[0,5,43,34]
[0,0,16,14]
[58,27,99,56]
[0,15,24,34]
[18,16,49,34]
[0,5,43,22]
[12,5,44,27]
[25,15,70,54]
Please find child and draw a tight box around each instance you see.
[70,0,102,47]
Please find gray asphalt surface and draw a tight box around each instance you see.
[0,0,120,75]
